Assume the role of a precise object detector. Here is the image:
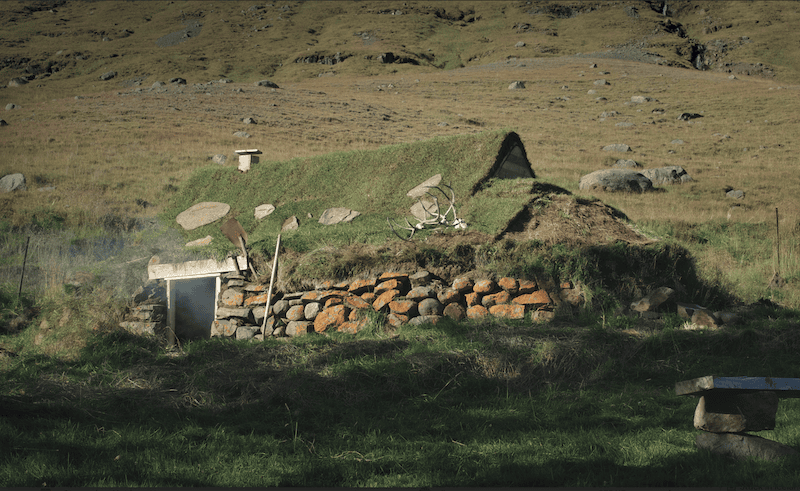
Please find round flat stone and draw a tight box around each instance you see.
[176,202,230,230]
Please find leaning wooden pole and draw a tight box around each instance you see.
[17,236,30,301]
[776,207,781,276]
[261,234,281,334]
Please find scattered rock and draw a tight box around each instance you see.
[508,81,526,90]
[639,166,692,185]
[726,189,745,199]
[255,80,279,88]
[99,71,117,81]
[694,392,778,433]
[593,79,610,86]
[5,103,20,110]
[170,77,187,84]
[175,201,230,230]
[579,169,653,193]
[630,95,652,103]
[613,159,641,168]
[407,174,443,198]
[185,235,213,247]
[0,173,26,192]
[515,41,526,48]
[0,119,7,126]
[281,215,299,231]
[211,154,227,165]
[677,112,703,121]
[254,204,276,219]
[8,77,28,87]
[318,207,361,225]
[243,117,257,124]
[631,287,675,312]
[602,143,632,152]
[233,131,251,138]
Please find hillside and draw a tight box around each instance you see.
[1,0,798,100]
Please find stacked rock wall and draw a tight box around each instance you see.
[211,270,584,341]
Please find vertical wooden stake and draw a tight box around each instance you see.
[776,207,781,276]
[17,236,30,301]
[262,234,281,334]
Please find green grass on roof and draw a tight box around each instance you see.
[163,129,535,254]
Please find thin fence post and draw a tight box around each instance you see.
[17,236,30,301]
[262,234,281,335]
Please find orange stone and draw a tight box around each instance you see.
[379,272,409,283]
[220,289,244,307]
[517,279,538,294]
[466,305,489,319]
[387,313,409,327]
[302,290,345,304]
[437,288,461,305]
[244,292,269,306]
[361,292,376,303]
[343,295,371,311]
[317,280,335,290]
[314,304,350,332]
[560,281,573,289]
[473,279,497,294]
[498,277,519,294]
[482,290,511,308]
[372,289,401,313]
[375,279,405,296]
[285,305,306,321]
[348,278,376,295]
[465,291,481,307]
[512,290,551,307]
[324,297,343,308]
[338,318,369,334]
[334,280,351,290]
[489,304,526,319]
[389,299,417,316]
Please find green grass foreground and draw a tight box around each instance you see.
[3,313,800,487]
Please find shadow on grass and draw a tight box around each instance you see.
[3,322,800,486]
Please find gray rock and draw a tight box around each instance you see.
[408,286,435,300]
[212,154,227,165]
[579,169,653,193]
[286,320,313,337]
[235,325,259,340]
[630,95,652,103]
[233,131,251,138]
[170,77,187,84]
[176,201,230,230]
[602,143,631,152]
[410,270,433,287]
[677,112,703,121]
[272,299,290,317]
[243,117,257,124]
[515,41,525,47]
[211,318,240,337]
[152,81,165,88]
[418,298,444,316]
[600,111,618,118]
[593,79,610,86]
[443,303,466,321]
[671,139,684,145]
[640,166,692,185]
[694,391,778,433]
[692,308,721,329]
[254,204,276,219]
[255,80,279,88]
[615,122,634,127]
[318,207,361,225]
[0,173,26,192]
[408,315,442,326]
[5,103,20,110]
[100,71,117,81]
[508,81,526,90]
[304,302,321,321]
[0,119,7,126]
[220,289,245,308]
[696,432,799,461]
[8,77,28,87]
[281,216,299,231]
[407,174,442,198]
[726,189,745,199]
[185,235,213,247]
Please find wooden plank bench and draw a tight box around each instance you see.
[675,375,800,461]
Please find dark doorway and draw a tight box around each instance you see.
[175,277,216,341]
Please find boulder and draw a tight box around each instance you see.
[694,392,778,433]
[508,81,526,90]
[579,169,653,193]
[418,298,444,316]
[281,216,299,231]
[407,175,443,198]
[254,204,276,219]
[99,71,117,81]
[5,103,20,110]
[602,143,632,152]
[0,173,27,192]
[696,432,799,461]
[640,166,692,186]
[286,320,313,337]
[614,159,642,169]
[318,207,360,225]
[8,77,28,87]
[176,202,230,230]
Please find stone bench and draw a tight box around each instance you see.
[675,376,800,461]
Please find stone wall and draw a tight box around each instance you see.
[120,270,584,342]
[212,270,583,341]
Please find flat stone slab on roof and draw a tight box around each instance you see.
[676,376,800,398]
[148,256,248,280]
[235,149,262,154]
[176,201,230,230]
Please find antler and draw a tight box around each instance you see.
[388,180,467,240]
[387,217,416,241]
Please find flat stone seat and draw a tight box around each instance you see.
[235,149,262,172]
[676,376,800,398]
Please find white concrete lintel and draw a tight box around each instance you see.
[148,256,248,280]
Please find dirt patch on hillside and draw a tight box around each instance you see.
[499,194,655,247]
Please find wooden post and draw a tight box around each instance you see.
[167,279,176,347]
[17,236,30,301]
[262,234,281,334]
